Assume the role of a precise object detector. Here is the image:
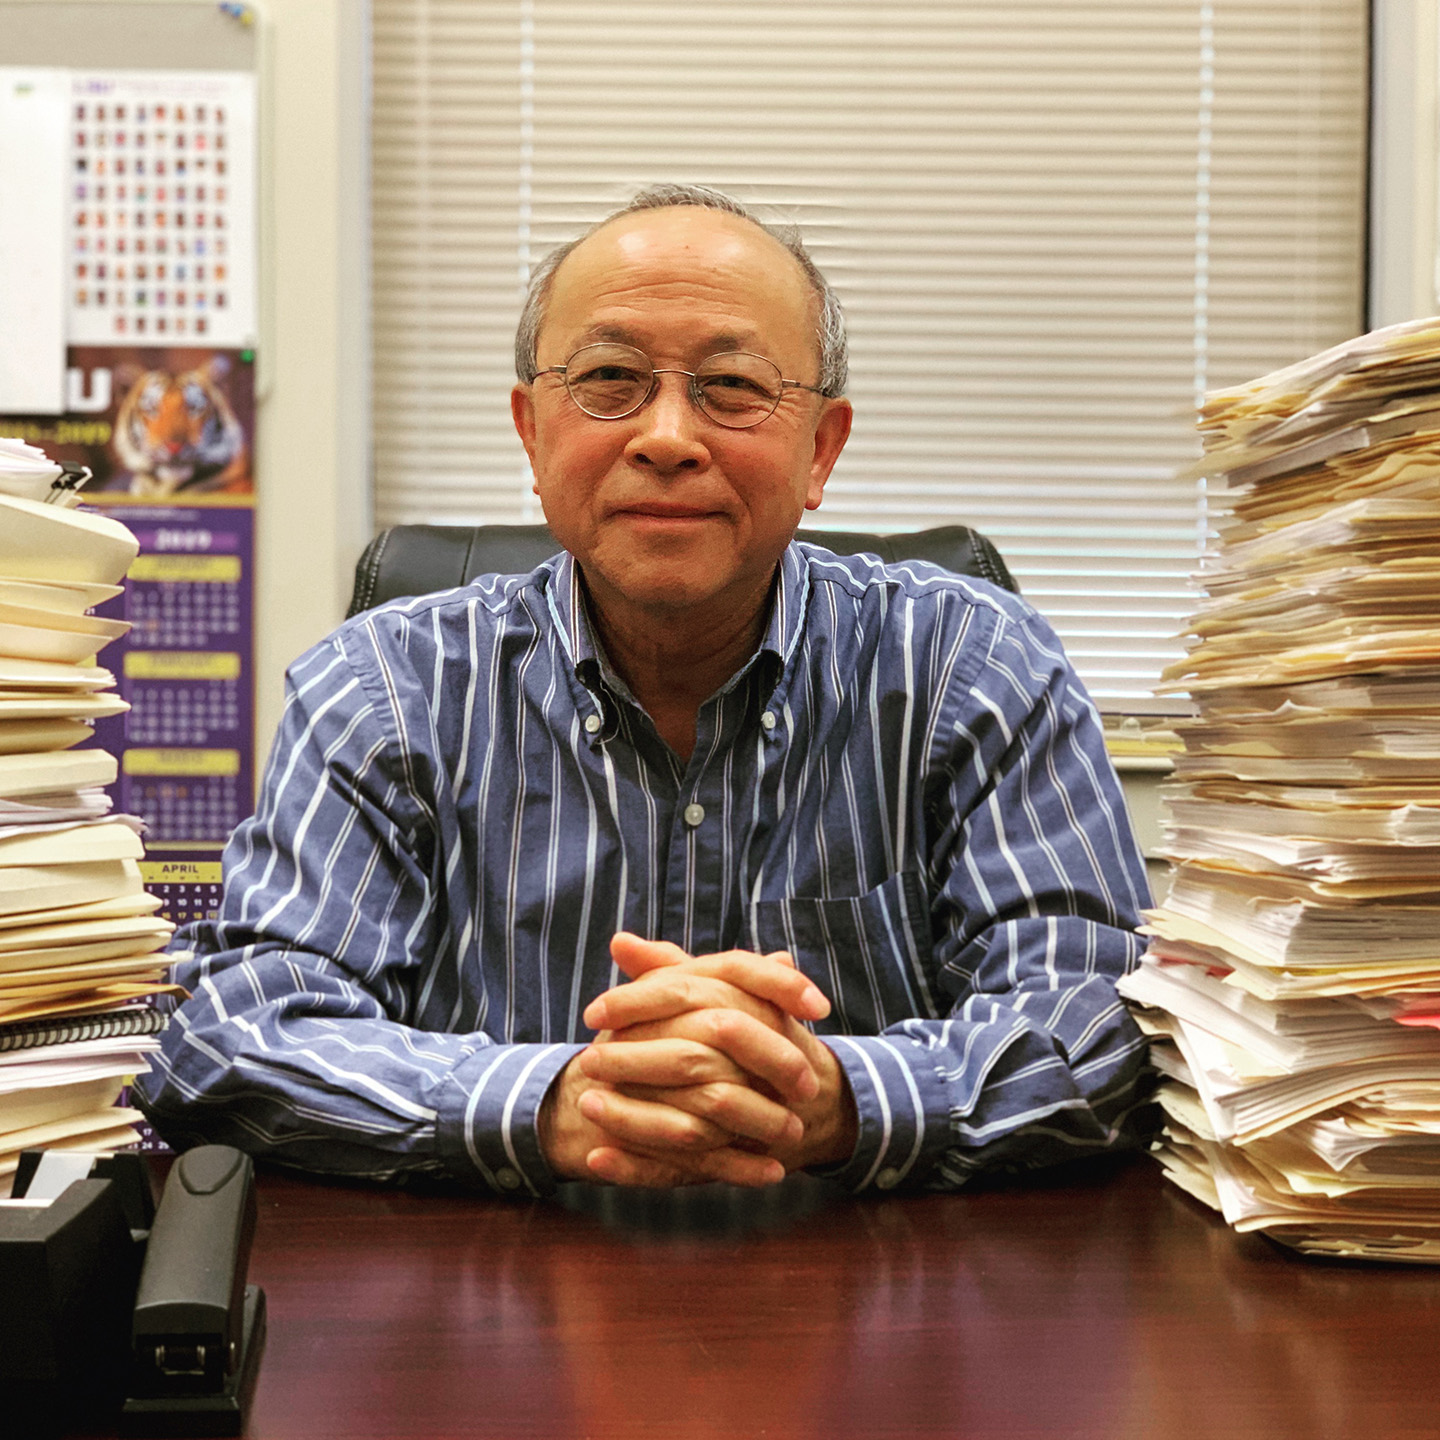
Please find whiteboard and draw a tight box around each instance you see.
[0,69,68,412]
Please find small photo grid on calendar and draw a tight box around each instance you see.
[67,71,256,349]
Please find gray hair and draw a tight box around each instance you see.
[513,183,848,397]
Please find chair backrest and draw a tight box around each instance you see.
[347,523,1019,618]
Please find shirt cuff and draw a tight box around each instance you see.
[436,1041,584,1197]
[814,1033,954,1193]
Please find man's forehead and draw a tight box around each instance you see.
[551,208,811,310]
[540,206,818,367]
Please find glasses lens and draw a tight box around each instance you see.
[694,353,783,427]
[564,344,652,417]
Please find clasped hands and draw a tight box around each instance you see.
[539,932,858,1187]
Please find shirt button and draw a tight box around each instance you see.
[496,1166,522,1191]
[760,710,777,731]
[584,713,602,735]
[875,1167,902,1191]
[683,802,705,827]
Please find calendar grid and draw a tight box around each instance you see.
[87,504,256,847]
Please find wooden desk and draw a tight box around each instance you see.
[236,1156,1438,1440]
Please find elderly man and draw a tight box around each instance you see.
[136,184,1153,1195]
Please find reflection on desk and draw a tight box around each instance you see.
[203,1157,1440,1440]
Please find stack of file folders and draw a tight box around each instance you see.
[1118,317,1440,1264]
[0,440,181,1186]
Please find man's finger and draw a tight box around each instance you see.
[585,1144,786,1189]
[610,930,802,979]
[579,1036,749,1089]
[586,972,776,1034]
[608,932,690,979]
[611,1011,821,1106]
[617,1080,805,1149]
[580,1037,806,1146]
[588,948,828,1030]
[577,1085,733,1153]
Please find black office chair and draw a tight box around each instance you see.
[347,524,1018,618]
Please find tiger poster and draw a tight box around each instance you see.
[0,343,253,501]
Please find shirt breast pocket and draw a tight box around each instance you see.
[749,872,938,1035]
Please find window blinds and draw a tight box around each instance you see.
[371,0,1368,700]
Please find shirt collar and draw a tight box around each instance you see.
[543,550,589,668]
[543,542,812,705]
[766,541,811,673]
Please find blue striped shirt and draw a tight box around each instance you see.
[135,542,1153,1195]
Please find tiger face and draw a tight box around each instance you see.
[113,368,248,497]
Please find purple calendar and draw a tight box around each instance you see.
[85,503,256,844]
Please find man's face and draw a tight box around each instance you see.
[512,207,852,625]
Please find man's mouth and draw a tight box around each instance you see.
[614,502,721,521]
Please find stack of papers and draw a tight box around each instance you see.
[1120,318,1440,1263]
[0,478,182,1181]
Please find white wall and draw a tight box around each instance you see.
[252,0,370,754]
[1370,0,1440,327]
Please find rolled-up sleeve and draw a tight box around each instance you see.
[818,605,1154,1192]
[133,633,580,1197]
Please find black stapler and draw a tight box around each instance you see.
[121,1145,266,1436]
[3,1145,265,1438]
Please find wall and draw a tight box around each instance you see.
[251,0,370,753]
[1370,0,1440,328]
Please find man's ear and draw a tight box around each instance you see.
[511,383,538,464]
[805,398,853,510]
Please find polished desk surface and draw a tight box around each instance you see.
[224,1155,1439,1440]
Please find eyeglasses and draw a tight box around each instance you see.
[536,342,826,429]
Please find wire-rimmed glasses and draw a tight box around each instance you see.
[537,342,826,429]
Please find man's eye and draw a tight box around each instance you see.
[698,372,776,410]
[576,364,645,385]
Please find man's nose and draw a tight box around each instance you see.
[623,374,710,473]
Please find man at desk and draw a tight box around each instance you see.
[136,184,1153,1195]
